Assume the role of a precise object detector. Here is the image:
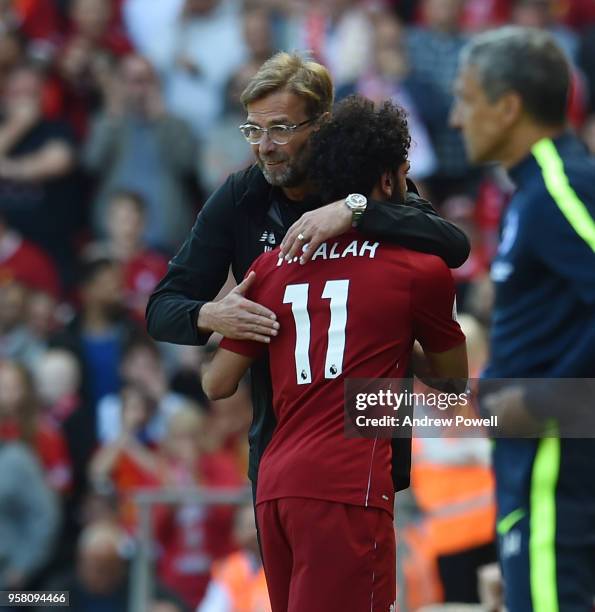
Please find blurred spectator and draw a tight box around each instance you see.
[511,0,588,127]
[460,0,511,31]
[35,349,81,425]
[34,347,94,558]
[156,406,242,609]
[558,0,595,30]
[42,518,190,612]
[0,280,45,368]
[0,216,60,299]
[511,0,579,61]
[158,0,247,139]
[89,384,162,532]
[200,60,258,193]
[56,0,132,136]
[242,6,276,66]
[169,345,209,406]
[337,12,438,181]
[122,0,186,71]
[83,54,199,252]
[0,0,61,51]
[87,190,169,324]
[0,360,73,494]
[33,347,94,503]
[200,6,276,192]
[0,64,79,281]
[442,195,490,308]
[26,289,61,345]
[203,381,252,478]
[198,502,270,612]
[0,439,59,590]
[49,256,140,411]
[97,336,186,446]
[406,0,470,190]
[0,28,25,92]
[287,0,374,88]
[0,216,61,377]
[78,487,119,527]
[66,0,132,57]
[44,520,130,611]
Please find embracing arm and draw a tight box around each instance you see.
[360,190,470,269]
[280,182,470,269]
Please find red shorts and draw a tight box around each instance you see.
[256,497,396,612]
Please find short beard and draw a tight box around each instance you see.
[258,145,311,188]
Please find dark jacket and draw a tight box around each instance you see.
[146,165,469,490]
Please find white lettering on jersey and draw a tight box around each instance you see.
[328,243,341,259]
[359,241,379,258]
[341,240,359,258]
[311,243,328,261]
[300,241,380,263]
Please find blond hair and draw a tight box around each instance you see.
[166,403,205,437]
[240,52,334,119]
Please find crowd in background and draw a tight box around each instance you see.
[0,0,594,610]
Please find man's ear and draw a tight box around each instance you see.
[379,171,395,199]
[318,111,331,124]
[397,162,410,200]
[498,92,522,128]
[312,112,330,133]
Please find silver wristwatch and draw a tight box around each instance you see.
[345,193,368,227]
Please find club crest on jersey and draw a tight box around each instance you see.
[260,231,276,252]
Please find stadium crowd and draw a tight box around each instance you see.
[0,0,594,610]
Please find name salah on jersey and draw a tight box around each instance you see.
[276,239,380,267]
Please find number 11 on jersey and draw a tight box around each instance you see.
[283,280,350,385]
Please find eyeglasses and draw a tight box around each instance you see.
[238,118,317,145]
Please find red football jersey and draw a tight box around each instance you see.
[123,250,169,324]
[221,231,464,514]
[0,234,61,299]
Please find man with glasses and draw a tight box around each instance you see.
[200,96,468,611]
[147,52,468,505]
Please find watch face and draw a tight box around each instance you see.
[347,193,367,209]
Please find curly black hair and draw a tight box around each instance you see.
[308,95,411,203]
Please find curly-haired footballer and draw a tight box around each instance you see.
[202,96,468,612]
[308,95,411,204]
